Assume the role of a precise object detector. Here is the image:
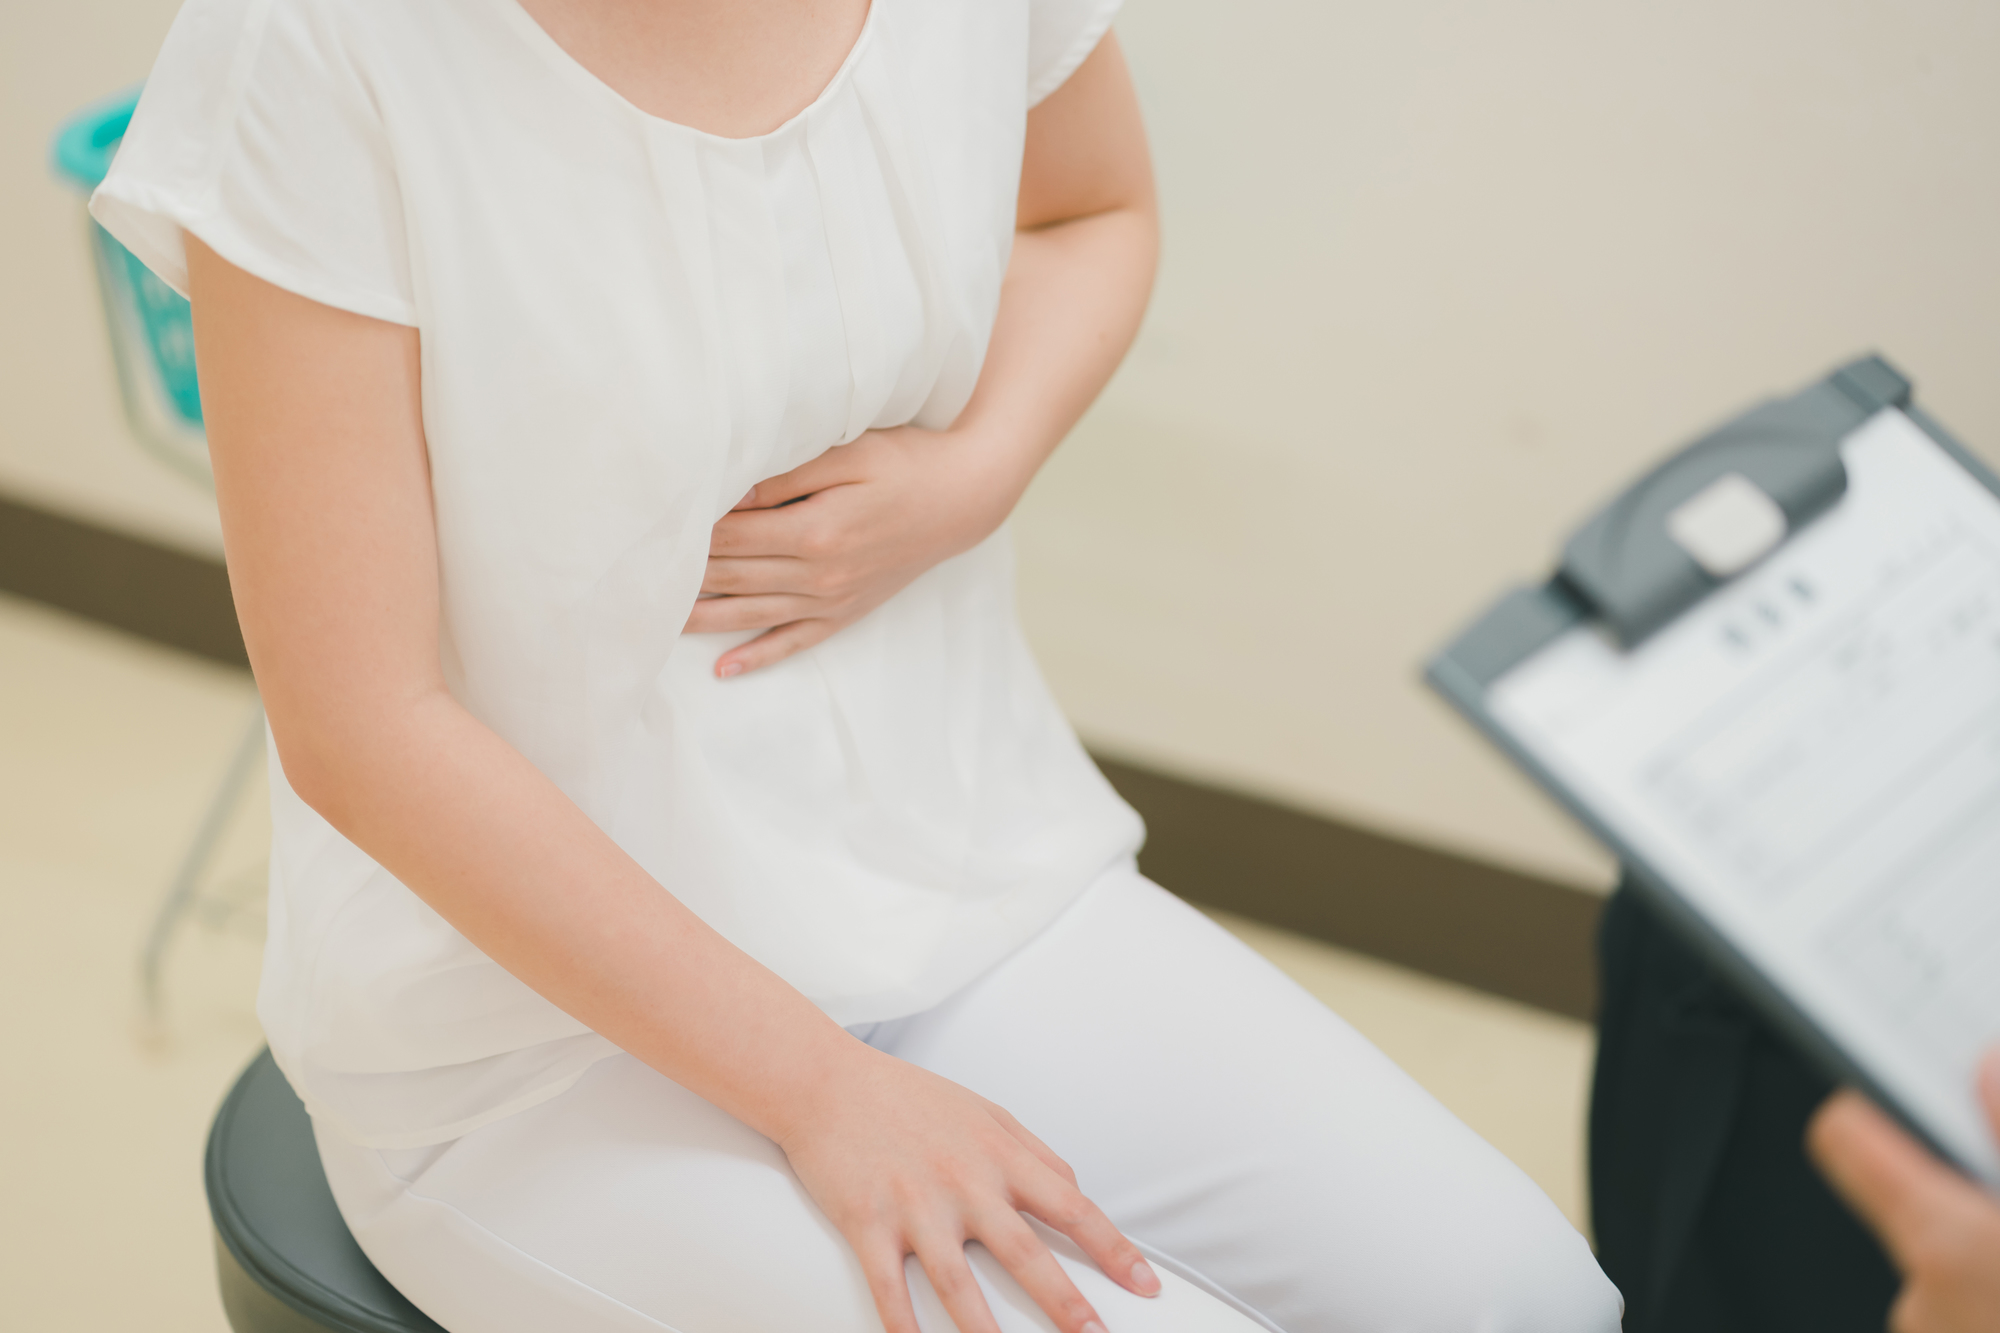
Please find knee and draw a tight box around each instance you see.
[1459,1222,1624,1333]
[1365,1158,1623,1333]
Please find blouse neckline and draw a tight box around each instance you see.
[492,0,881,143]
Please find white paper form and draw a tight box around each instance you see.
[1491,408,2000,1185]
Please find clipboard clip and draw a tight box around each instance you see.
[1555,354,1911,646]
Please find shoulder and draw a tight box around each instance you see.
[877,0,1120,112]
[92,0,423,319]
[150,0,434,105]
[126,0,405,140]
[111,0,409,195]
[1026,0,1121,105]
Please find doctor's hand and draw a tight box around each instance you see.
[684,425,1024,677]
[773,1046,1161,1333]
[1807,1049,2000,1333]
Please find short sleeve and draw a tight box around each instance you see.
[1025,0,1122,108]
[91,0,417,326]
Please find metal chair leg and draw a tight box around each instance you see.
[141,700,266,1017]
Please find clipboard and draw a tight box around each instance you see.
[1426,354,2000,1187]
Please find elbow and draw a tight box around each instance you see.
[264,690,438,831]
[269,721,359,828]
[264,680,452,824]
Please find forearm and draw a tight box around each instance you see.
[291,694,858,1142]
[953,202,1158,499]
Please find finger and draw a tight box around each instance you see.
[912,1234,1005,1333]
[975,1208,1104,1333]
[1013,1172,1160,1299]
[854,1234,923,1333]
[700,556,812,597]
[715,619,837,678]
[709,504,828,558]
[985,1103,1078,1187]
[1889,1285,1926,1333]
[1808,1091,1967,1267]
[683,595,812,636]
[1979,1048,2000,1140]
[743,446,866,510]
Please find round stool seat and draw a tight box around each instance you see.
[206,1050,444,1333]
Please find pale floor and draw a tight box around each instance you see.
[0,590,1598,1332]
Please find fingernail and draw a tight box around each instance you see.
[1082,1322,1108,1333]
[1980,1048,2000,1104]
[717,661,743,679]
[1130,1259,1160,1296]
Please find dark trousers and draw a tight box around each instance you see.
[1589,882,1899,1331]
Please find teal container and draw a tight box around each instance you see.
[52,87,209,482]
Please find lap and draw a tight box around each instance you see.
[315,866,1620,1332]
[877,867,1618,1331]
[317,1054,1260,1332]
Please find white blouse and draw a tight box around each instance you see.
[95,0,1142,1148]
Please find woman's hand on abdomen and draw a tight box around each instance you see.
[686,422,1023,676]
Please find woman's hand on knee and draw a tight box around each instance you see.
[773,1048,1161,1333]
[685,423,1022,678]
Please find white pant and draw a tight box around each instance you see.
[314,866,1623,1332]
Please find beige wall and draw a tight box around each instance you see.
[1014,0,2000,890]
[3,0,220,557]
[6,0,1998,887]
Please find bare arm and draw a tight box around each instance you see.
[968,28,1161,489]
[689,33,1158,676]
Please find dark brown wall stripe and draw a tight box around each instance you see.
[0,493,1603,1019]
[0,492,248,669]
